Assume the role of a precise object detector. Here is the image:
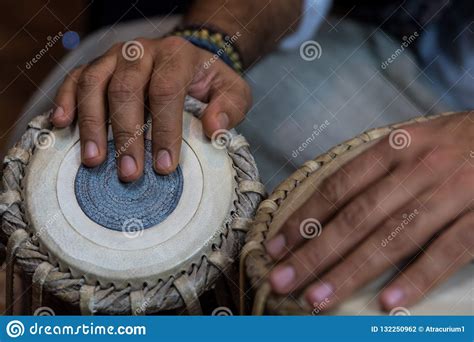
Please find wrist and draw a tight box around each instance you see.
[169,25,244,74]
[184,0,303,68]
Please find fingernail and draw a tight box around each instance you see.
[155,149,172,170]
[265,234,286,258]
[119,155,137,178]
[217,112,229,129]
[270,265,295,292]
[307,283,334,305]
[83,141,99,160]
[51,106,64,121]
[381,287,404,308]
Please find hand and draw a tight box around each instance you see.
[265,112,473,312]
[51,36,251,182]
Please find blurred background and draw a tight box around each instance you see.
[0,0,191,157]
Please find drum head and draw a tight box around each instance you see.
[24,112,237,289]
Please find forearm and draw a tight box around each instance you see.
[184,0,303,67]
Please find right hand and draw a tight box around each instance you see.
[51,36,252,182]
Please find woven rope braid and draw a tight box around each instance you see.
[0,96,265,315]
[241,112,458,315]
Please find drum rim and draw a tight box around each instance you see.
[1,96,265,315]
[242,112,458,315]
[23,113,237,290]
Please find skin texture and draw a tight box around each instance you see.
[265,112,474,312]
[50,0,303,182]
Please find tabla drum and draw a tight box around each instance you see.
[241,112,473,315]
[1,96,265,315]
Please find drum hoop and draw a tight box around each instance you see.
[241,112,458,315]
[1,96,265,315]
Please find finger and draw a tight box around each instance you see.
[265,139,396,259]
[199,70,252,137]
[51,66,85,127]
[149,37,195,175]
[379,211,474,311]
[266,158,436,272]
[77,56,116,167]
[302,184,471,312]
[109,41,153,181]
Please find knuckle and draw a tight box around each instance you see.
[78,71,102,91]
[335,205,363,235]
[108,81,136,102]
[153,124,181,143]
[79,115,102,130]
[318,174,347,206]
[149,80,183,104]
[160,36,188,51]
[112,129,136,145]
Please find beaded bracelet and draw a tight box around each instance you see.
[170,25,243,74]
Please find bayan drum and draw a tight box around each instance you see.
[241,112,473,315]
[1,96,265,315]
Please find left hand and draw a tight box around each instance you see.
[265,111,473,312]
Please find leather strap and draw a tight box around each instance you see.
[31,262,55,312]
[5,229,29,315]
[173,274,202,315]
